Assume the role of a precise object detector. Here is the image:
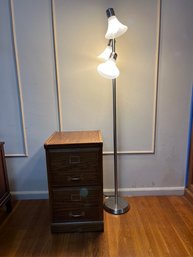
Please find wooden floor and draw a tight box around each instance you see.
[0,196,193,257]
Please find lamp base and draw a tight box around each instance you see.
[103,196,130,215]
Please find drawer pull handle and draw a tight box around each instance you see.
[69,177,81,181]
[69,211,85,218]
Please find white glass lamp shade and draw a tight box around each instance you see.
[98,45,112,61]
[98,39,113,60]
[97,53,120,79]
[105,8,128,39]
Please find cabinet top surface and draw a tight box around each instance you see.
[44,130,103,147]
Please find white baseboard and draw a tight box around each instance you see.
[11,187,185,200]
[104,187,185,196]
[11,191,49,200]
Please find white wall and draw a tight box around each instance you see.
[0,0,193,199]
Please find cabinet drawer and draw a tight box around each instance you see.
[44,131,103,232]
[48,149,98,172]
[49,171,99,186]
[52,206,100,222]
[52,186,101,205]
[47,149,101,186]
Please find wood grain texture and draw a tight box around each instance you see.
[48,150,100,187]
[188,126,193,187]
[185,188,193,206]
[44,131,103,233]
[0,196,193,257]
[0,142,12,212]
[44,131,103,147]
[185,124,193,205]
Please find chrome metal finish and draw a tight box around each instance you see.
[103,38,130,215]
[104,197,130,215]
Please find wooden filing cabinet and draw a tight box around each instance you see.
[0,142,12,212]
[44,131,103,233]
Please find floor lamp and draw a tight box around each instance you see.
[97,8,130,215]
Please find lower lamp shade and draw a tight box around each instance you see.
[97,58,120,79]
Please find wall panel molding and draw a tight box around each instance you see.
[50,0,161,155]
[104,0,161,155]
[150,0,161,154]
[6,0,28,157]
[51,0,63,132]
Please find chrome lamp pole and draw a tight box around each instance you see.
[104,39,129,215]
[97,8,130,215]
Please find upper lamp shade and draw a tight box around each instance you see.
[105,8,128,39]
[97,52,120,79]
